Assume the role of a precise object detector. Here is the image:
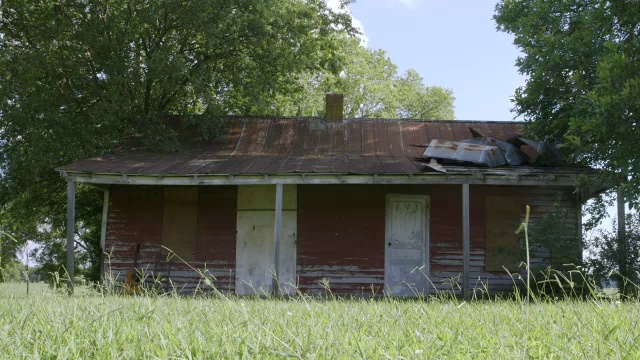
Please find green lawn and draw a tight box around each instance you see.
[1,282,639,359]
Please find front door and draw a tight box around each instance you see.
[385,195,429,296]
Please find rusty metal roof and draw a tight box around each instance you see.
[60,117,525,176]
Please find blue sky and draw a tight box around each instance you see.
[342,0,525,121]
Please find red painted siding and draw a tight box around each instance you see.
[195,186,237,292]
[104,186,237,293]
[297,185,386,295]
[297,184,579,296]
[105,184,578,296]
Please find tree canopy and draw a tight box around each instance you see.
[0,0,454,278]
[272,38,455,119]
[494,0,640,204]
[0,0,356,277]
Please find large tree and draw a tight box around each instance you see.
[0,0,356,279]
[271,38,455,119]
[494,0,639,203]
[495,0,640,285]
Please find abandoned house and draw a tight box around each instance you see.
[57,94,608,298]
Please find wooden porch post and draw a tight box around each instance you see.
[617,186,627,283]
[272,183,284,295]
[462,183,470,300]
[100,190,109,251]
[66,181,76,290]
[99,189,110,282]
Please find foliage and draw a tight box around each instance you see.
[0,261,26,282]
[0,226,19,282]
[0,0,356,279]
[271,38,456,119]
[585,212,640,290]
[494,0,640,203]
[524,202,583,269]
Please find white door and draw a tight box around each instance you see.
[235,185,297,295]
[385,195,429,296]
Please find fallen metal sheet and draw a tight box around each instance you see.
[422,139,507,167]
[423,158,447,173]
[513,138,561,165]
[462,137,530,166]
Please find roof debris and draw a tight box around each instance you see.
[420,127,560,169]
[423,139,507,167]
[424,158,447,173]
[462,137,529,166]
[512,138,561,166]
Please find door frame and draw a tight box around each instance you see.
[384,194,430,296]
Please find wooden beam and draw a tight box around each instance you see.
[576,194,582,254]
[617,186,627,280]
[66,181,76,290]
[99,189,110,282]
[61,171,583,188]
[272,183,284,296]
[462,183,470,300]
[100,190,109,251]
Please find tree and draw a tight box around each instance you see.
[494,0,640,203]
[495,0,640,285]
[585,213,640,293]
[1,261,26,283]
[0,0,356,280]
[271,38,455,119]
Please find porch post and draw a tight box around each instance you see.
[576,194,582,247]
[272,183,284,295]
[462,183,470,300]
[99,189,110,282]
[100,190,109,251]
[66,180,76,289]
[617,186,627,282]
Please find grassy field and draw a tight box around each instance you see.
[1,282,639,359]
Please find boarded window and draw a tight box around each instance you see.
[162,187,198,261]
[485,196,522,272]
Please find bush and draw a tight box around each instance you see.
[585,212,640,293]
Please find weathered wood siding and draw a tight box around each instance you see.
[297,186,386,296]
[105,184,578,296]
[235,185,297,295]
[297,184,579,296]
[104,186,237,293]
[429,185,578,295]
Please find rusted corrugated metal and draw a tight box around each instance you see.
[104,186,237,293]
[296,184,578,296]
[60,118,522,176]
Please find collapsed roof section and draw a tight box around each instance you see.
[420,128,561,171]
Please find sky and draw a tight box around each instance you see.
[335,0,526,121]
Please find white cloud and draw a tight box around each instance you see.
[388,0,422,8]
[398,0,419,7]
[325,0,368,46]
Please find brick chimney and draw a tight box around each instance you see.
[325,93,344,122]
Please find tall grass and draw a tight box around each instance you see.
[2,206,639,358]
[2,245,639,359]
[1,282,639,358]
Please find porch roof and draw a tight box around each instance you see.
[57,117,607,198]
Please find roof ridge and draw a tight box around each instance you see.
[225,115,524,124]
